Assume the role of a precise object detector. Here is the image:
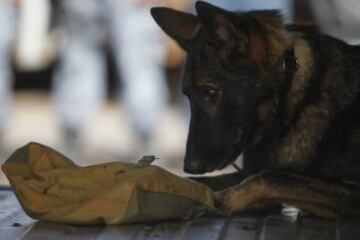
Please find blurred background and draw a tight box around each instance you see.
[1,0,360,185]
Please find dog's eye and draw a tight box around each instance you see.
[202,88,219,100]
[206,89,217,96]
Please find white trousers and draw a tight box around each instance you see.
[53,0,168,136]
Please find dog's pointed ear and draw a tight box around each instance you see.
[195,1,241,43]
[151,7,201,50]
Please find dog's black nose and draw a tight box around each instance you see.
[184,160,206,174]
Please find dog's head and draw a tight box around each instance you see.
[152,1,289,174]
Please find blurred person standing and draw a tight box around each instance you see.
[53,0,169,155]
[0,0,16,148]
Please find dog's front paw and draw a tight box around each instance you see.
[215,187,251,213]
[214,178,269,213]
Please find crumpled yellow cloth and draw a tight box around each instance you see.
[1,142,216,225]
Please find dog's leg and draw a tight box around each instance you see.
[216,170,360,218]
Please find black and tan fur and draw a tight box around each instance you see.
[151,1,360,218]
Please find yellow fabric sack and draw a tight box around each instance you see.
[1,142,216,225]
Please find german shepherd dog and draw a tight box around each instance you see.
[151,1,360,218]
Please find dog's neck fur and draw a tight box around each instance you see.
[253,28,318,170]
[275,37,318,168]
[250,27,358,172]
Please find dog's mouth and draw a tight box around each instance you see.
[215,126,247,171]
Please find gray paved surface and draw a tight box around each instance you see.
[2,190,360,240]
